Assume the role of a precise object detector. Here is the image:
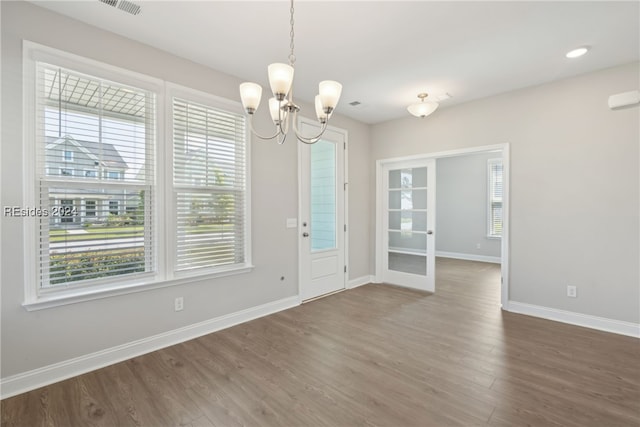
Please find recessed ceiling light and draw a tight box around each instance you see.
[566,46,589,59]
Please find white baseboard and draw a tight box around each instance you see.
[347,275,374,289]
[436,251,501,264]
[507,301,640,338]
[0,296,299,399]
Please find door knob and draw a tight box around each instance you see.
[302,232,309,237]
[427,230,434,235]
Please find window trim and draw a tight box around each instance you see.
[487,158,503,239]
[22,42,253,310]
[165,82,252,280]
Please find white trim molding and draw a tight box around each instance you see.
[507,301,640,338]
[0,296,299,399]
[347,275,374,289]
[436,251,501,264]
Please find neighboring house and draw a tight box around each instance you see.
[45,135,131,226]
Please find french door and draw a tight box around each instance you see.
[379,159,435,292]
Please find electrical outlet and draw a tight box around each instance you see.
[567,285,577,298]
[174,296,184,311]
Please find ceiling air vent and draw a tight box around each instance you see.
[98,0,141,16]
[349,101,362,107]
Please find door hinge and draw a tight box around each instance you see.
[344,265,347,273]
[344,142,346,150]
[344,224,347,232]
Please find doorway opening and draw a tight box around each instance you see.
[375,144,509,308]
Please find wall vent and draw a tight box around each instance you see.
[98,0,141,16]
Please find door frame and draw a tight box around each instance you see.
[376,143,510,309]
[297,117,349,303]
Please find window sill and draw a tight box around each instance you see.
[22,264,254,311]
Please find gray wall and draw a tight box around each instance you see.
[372,61,639,324]
[0,1,371,378]
[436,152,501,259]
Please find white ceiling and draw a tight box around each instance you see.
[28,1,640,124]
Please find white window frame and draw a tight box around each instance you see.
[165,83,252,280]
[22,42,253,311]
[62,150,74,162]
[487,158,503,239]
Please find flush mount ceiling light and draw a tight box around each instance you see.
[407,93,439,118]
[566,46,590,58]
[239,0,342,145]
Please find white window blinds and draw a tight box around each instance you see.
[35,62,155,289]
[172,97,247,272]
[488,159,503,237]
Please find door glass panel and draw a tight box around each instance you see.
[310,140,336,251]
[412,167,428,187]
[388,211,427,232]
[387,166,429,276]
[389,190,401,209]
[388,252,426,275]
[389,231,426,253]
[412,189,427,209]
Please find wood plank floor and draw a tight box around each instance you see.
[2,258,639,426]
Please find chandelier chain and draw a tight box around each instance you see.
[288,0,296,66]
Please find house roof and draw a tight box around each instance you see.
[46,136,128,170]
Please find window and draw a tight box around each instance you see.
[85,200,96,217]
[31,53,155,292]
[488,159,503,238]
[108,200,119,216]
[172,96,247,274]
[60,199,75,223]
[24,43,251,307]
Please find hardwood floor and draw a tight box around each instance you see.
[2,258,639,426]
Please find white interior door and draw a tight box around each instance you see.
[299,121,346,301]
[380,159,436,292]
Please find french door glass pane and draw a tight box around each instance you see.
[389,211,427,232]
[388,252,427,275]
[387,166,428,276]
[310,140,336,251]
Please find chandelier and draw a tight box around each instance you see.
[407,93,439,118]
[239,0,342,145]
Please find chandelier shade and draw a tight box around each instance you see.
[238,0,342,144]
[239,82,262,114]
[318,80,343,112]
[407,93,439,118]
[267,63,295,100]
